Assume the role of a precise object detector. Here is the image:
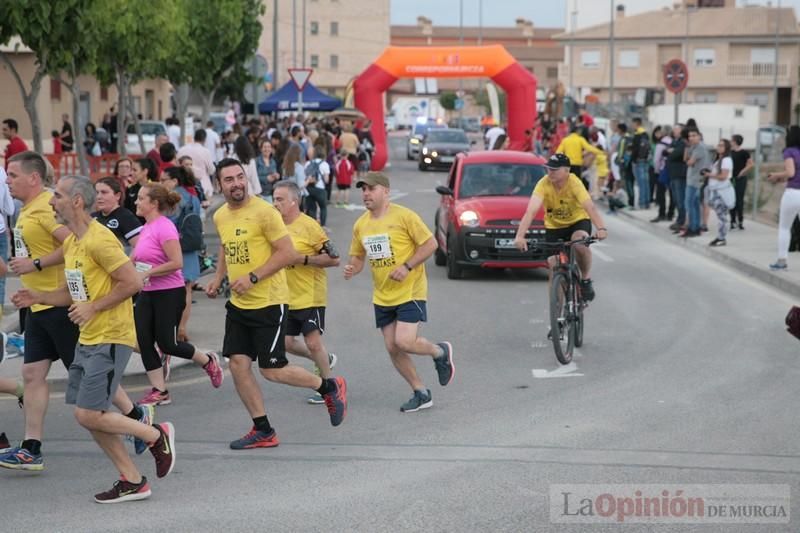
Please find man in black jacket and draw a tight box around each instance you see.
[666,124,688,232]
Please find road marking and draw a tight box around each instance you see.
[532,362,584,378]
[529,318,545,324]
[592,247,614,262]
[415,189,437,193]
[530,341,548,349]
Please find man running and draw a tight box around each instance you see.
[10,175,175,503]
[272,180,339,405]
[343,172,454,413]
[206,158,346,450]
[513,153,608,301]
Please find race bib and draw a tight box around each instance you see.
[65,269,88,302]
[13,228,29,258]
[363,234,392,260]
[134,262,153,273]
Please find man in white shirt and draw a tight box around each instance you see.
[203,121,221,163]
[177,129,215,199]
[167,117,181,147]
[304,145,330,228]
[485,125,506,151]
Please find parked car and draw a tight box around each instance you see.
[124,120,167,155]
[406,119,445,160]
[418,128,472,171]
[448,117,481,133]
[434,151,550,279]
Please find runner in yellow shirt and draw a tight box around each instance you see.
[9,175,175,502]
[272,180,340,405]
[207,159,347,450]
[513,153,608,302]
[344,172,454,413]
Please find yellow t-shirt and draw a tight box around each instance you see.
[213,196,290,310]
[533,174,592,229]
[555,133,603,166]
[14,190,66,312]
[285,213,328,310]
[596,150,609,177]
[63,221,135,347]
[349,204,432,306]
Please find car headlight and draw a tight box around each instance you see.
[431,151,438,157]
[422,147,428,155]
[459,210,479,227]
[410,138,420,145]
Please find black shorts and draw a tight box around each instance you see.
[24,306,80,369]
[286,307,325,337]
[223,302,288,369]
[336,183,351,191]
[545,219,593,244]
[374,300,427,329]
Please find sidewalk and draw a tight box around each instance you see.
[614,203,800,299]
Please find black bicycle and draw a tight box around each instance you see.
[536,236,597,365]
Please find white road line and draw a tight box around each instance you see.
[532,362,584,378]
[592,247,614,262]
[415,189,437,193]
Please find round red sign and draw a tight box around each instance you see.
[663,59,689,94]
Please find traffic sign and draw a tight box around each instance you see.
[454,98,464,110]
[663,59,688,94]
[288,68,313,91]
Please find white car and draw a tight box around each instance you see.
[124,120,167,155]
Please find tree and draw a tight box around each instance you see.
[439,92,457,112]
[0,1,90,154]
[90,0,180,156]
[474,87,507,121]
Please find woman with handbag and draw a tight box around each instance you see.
[703,138,735,247]
[767,125,800,270]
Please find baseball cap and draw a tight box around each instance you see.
[546,153,571,169]
[356,171,391,189]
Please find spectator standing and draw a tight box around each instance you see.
[767,125,800,270]
[147,134,168,168]
[204,121,221,163]
[339,124,360,156]
[651,125,673,222]
[282,143,307,200]
[177,129,216,200]
[334,151,355,207]
[256,139,280,203]
[729,134,753,231]
[127,158,158,217]
[682,127,710,238]
[232,136,262,197]
[304,145,330,228]
[60,114,74,152]
[704,138,734,247]
[51,131,62,154]
[166,118,181,148]
[630,118,651,209]
[2,119,29,170]
[667,125,688,233]
[84,122,101,157]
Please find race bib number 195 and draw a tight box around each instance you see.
[363,234,392,260]
[65,269,88,302]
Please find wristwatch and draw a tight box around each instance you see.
[33,258,42,271]
[249,272,259,284]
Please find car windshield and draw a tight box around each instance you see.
[413,124,430,136]
[427,130,468,144]
[458,163,546,199]
[127,123,166,136]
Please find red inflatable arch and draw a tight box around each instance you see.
[353,45,537,170]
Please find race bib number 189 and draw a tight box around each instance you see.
[363,234,392,260]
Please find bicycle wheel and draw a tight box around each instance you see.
[549,271,574,365]
[574,297,584,348]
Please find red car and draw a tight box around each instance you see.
[434,150,549,279]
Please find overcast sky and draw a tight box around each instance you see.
[390,0,800,29]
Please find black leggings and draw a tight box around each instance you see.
[730,176,748,225]
[135,286,197,371]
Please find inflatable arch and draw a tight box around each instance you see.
[353,45,537,171]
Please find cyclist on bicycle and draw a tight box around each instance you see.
[513,153,608,301]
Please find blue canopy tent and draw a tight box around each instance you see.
[258,81,341,113]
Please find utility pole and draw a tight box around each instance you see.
[273,0,279,90]
[608,0,615,111]
[459,0,464,125]
[302,0,307,68]
[292,0,297,68]
[569,2,577,98]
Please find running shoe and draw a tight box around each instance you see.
[133,404,155,455]
[204,352,224,388]
[149,422,176,478]
[229,427,280,449]
[94,477,151,504]
[579,279,596,302]
[400,389,433,413]
[313,352,338,376]
[770,261,788,271]
[433,342,455,386]
[0,446,43,471]
[306,392,325,405]
[138,388,171,406]
[322,376,347,427]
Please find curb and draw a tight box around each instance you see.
[616,209,800,300]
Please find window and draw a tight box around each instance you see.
[693,48,715,67]
[580,50,600,68]
[330,21,338,36]
[310,54,319,68]
[618,49,640,68]
[100,86,109,101]
[547,67,558,78]
[694,92,717,103]
[744,92,769,110]
[750,47,776,64]
[50,79,61,100]
[330,54,339,70]
[310,21,319,35]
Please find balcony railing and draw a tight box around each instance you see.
[726,63,788,80]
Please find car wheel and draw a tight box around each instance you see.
[434,215,447,266]
[446,234,463,279]
[418,162,427,171]
[407,149,414,161]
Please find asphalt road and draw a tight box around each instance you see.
[1,137,798,532]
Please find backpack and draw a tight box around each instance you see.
[305,159,323,185]
[176,189,203,252]
[615,134,632,167]
[633,132,651,161]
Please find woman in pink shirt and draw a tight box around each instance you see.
[131,184,223,405]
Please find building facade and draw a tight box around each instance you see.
[257,0,390,98]
[556,4,799,125]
